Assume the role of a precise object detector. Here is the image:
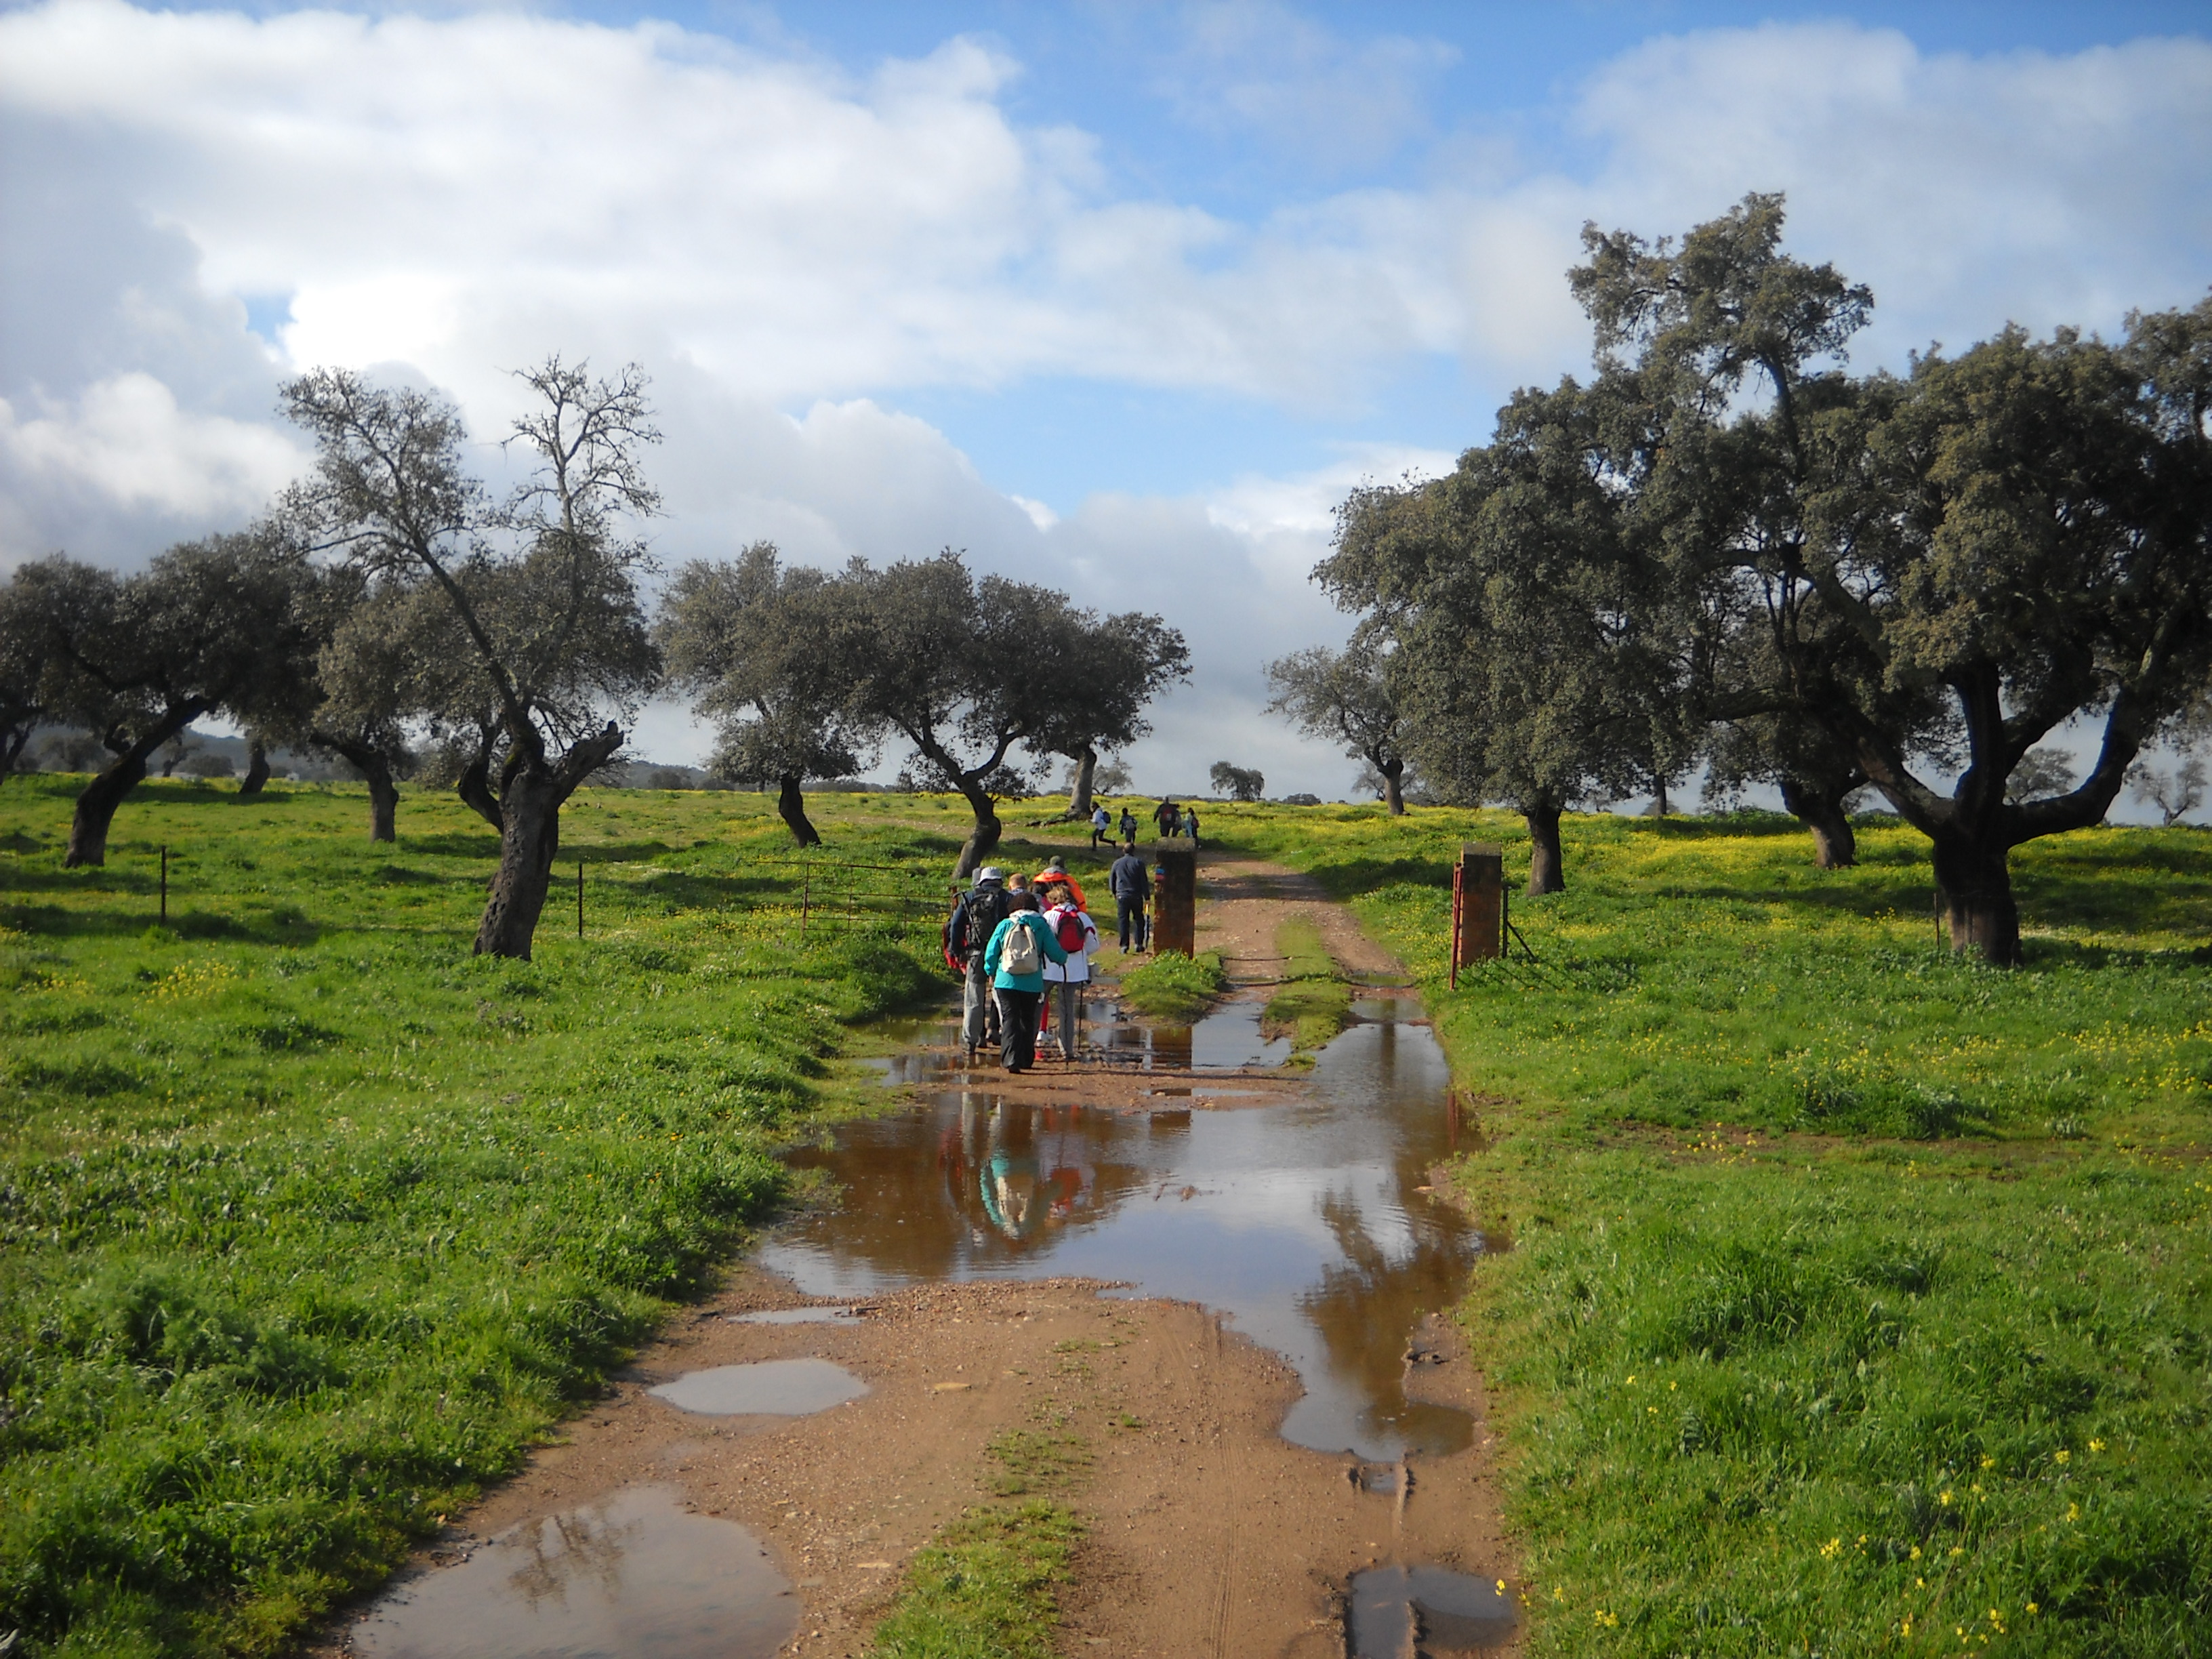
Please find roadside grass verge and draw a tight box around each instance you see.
[863,1501,1082,1659]
[1261,916,1351,1052]
[0,775,958,1658]
[1210,800,2212,1656]
[1114,949,1227,1021]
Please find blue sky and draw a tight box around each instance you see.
[3,1,2209,796]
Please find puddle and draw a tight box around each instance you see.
[1347,1565,1516,1656]
[1352,1462,1408,1496]
[762,1019,1488,1460]
[649,1358,868,1416]
[729,1306,863,1326]
[353,1484,795,1658]
[1352,997,1427,1024]
[1099,998,1292,1070]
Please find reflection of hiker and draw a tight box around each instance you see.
[947,867,1012,1061]
[1118,806,1138,847]
[979,1103,1042,1240]
[1153,798,1179,838]
[1184,804,1201,849]
[1040,884,1099,1059]
[1090,804,1111,848]
[983,890,1069,1073]
[1029,856,1088,912]
[1109,844,1151,951]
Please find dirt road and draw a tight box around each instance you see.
[319,848,1518,1658]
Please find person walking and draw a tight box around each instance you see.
[1090,804,1111,848]
[949,867,1012,1061]
[1109,842,1151,951]
[1184,803,1202,849]
[1040,882,1098,1060]
[1153,798,1179,838]
[1118,806,1138,848]
[984,890,1069,1074]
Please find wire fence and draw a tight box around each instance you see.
[734,856,953,945]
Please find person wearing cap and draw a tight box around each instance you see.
[949,867,1012,1060]
[1029,855,1089,912]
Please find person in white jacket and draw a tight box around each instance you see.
[1038,882,1099,1060]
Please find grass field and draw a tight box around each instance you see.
[1218,802,2212,1657]
[0,774,1046,1657]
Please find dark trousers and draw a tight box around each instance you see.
[995,987,1042,1071]
[1116,896,1147,950]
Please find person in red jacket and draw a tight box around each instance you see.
[1030,855,1088,912]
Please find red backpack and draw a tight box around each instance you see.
[1056,909,1086,951]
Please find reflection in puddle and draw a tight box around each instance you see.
[728,1306,863,1326]
[354,1485,794,1659]
[1099,998,1292,1070]
[1348,1565,1516,1656]
[649,1358,868,1416]
[760,1017,1487,1460]
[1353,997,1427,1024]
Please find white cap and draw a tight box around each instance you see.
[976,866,1005,884]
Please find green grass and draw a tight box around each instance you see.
[862,1501,1082,1659]
[0,773,968,1658]
[1113,948,1227,1021]
[1261,916,1352,1052]
[1208,800,2212,1657]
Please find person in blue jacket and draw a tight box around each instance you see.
[983,890,1069,1073]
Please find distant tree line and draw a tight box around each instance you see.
[1284,194,2212,966]
[1,360,1188,958]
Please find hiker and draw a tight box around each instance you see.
[1153,798,1179,838]
[1184,803,1202,849]
[1030,855,1089,912]
[1109,842,1151,951]
[1118,806,1138,847]
[947,867,1012,1061]
[984,890,1069,1074]
[1090,803,1111,848]
[1040,881,1099,1059]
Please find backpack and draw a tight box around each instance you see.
[1056,909,1086,951]
[949,886,1011,959]
[1000,916,1041,976]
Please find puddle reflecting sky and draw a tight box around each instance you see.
[1348,1563,1516,1656]
[649,1358,869,1416]
[354,1485,794,1659]
[760,1015,1486,1461]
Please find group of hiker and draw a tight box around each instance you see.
[945,806,1185,1071]
[1088,798,1201,850]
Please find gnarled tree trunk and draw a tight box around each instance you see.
[238,739,270,796]
[1779,776,1858,869]
[319,733,399,842]
[776,773,821,847]
[1379,756,1406,815]
[1064,745,1098,821]
[65,704,205,867]
[1931,834,2022,967]
[474,722,623,960]
[951,778,1003,881]
[1523,802,1565,895]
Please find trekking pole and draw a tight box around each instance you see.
[160,844,168,924]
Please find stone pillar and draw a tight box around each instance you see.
[1451,842,1503,985]
[1151,842,1197,956]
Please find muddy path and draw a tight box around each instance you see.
[321,847,1519,1659]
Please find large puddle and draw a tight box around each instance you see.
[649,1357,869,1416]
[352,1485,796,1658]
[1348,1563,1517,1656]
[760,1004,1490,1461]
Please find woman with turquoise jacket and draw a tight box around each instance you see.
[983,890,1069,1073]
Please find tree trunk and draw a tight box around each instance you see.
[456,744,504,830]
[1931,833,2022,966]
[1778,777,1858,869]
[1523,803,1565,895]
[237,739,270,796]
[952,779,1003,881]
[65,705,203,867]
[1065,745,1098,821]
[475,764,563,959]
[0,717,34,785]
[1380,756,1406,816]
[1653,775,1670,816]
[320,735,399,842]
[776,773,822,847]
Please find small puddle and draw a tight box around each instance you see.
[1347,1565,1517,1656]
[648,1358,868,1416]
[729,1306,863,1326]
[1099,998,1292,1070]
[353,1484,795,1658]
[764,1012,1488,1460]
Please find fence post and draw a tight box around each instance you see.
[1451,843,1503,980]
[577,861,584,941]
[800,876,811,944]
[160,844,169,924]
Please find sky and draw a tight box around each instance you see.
[3,0,2210,801]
